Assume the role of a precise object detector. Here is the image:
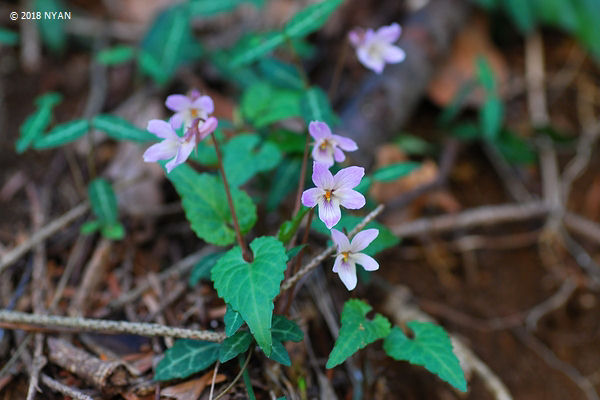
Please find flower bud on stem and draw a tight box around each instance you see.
[212,133,253,262]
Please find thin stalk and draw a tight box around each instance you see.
[212,133,253,262]
[213,350,253,400]
[240,354,256,400]
[328,41,349,100]
[292,131,311,217]
[284,208,314,314]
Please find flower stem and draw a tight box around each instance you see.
[212,134,253,262]
[328,41,349,100]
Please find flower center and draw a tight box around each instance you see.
[342,251,350,262]
[190,108,199,118]
[319,140,329,151]
[324,189,333,202]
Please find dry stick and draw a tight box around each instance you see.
[104,246,215,313]
[0,310,226,342]
[281,204,385,292]
[0,202,89,275]
[212,133,252,262]
[40,374,94,400]
[391,201,548,238]
[213,350,252,400]
[208,361,220,400]
[525,277,577,331]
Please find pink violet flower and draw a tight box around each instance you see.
[143,117,218,173]
[165,90,215,129]
[301,162,366,229]
[348,23,406,74]
[309,121,358,167]
[331,228,379,290]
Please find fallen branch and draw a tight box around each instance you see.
[0,310,225,342]
[41,374,94,400]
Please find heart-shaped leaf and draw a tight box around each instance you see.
[167,165,257,246]
[383,322,467,392]
[154,340,220,381]
[272,315,303,342]
[326,299,391,368]
[223,134,282,186]
[219,330,253,363]
[211,237,287,355]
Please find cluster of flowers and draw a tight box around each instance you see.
[301,121,379,291]
[143,90,218,173]
[142,22,404,289]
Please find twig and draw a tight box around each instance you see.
[564,212,600,244]
[513,328,599,400]
[482,143,533,202]
[40,373,94,400]
[208,361,220,400]
[104,246,216,313]
[391,201,548,238]
[213,350,252,400]
[0,202,89,275]
[281,204,385,292]
[525,277,577,331]
[0,310,226,342]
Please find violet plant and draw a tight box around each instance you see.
[15,0,466,396]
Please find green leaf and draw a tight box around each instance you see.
[223,134,282,186]
[285,244,306,261]
[219,330,253,363]
[189,252,224,286]
[154,339,220,381]
[225,305,245,336]
[210,50,261,89]
[88,178,119,225]
[93,114,155,142]
[326,299,391,368]
[277,206,310,245]
[438,80,477,126]
[272,315,303,342]
[0,28,19,46]
[283,0,343,38]
[80,220,101,235]
[96,45,136,66]
[140,5,198,84]
[267,340,291,366]
[258,58,304,90]
[267,129,306,155]
[100,222,125,240]
[35,0,67,52]
[16,92,62,153]
[211,237,287,355]
[229,31,286,67]
[33,119,89,149]
[502,0,535,33]
[372,162,420,182]
[312,215,399,256]
[190,0,258,17]
[476,56,496,94]
[167,165,257,246]
[480,96,504,141]
[300,86,338,126]
[495,129,537,165]
[394,134,434,156]
[241,83,302,128]
[266,158,302,211]
[383,322,467,392]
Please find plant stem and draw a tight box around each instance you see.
[292,130,311,218]
[212,133,253,262]
[284,207,314,314]
[328,41,349,100]
[213,351,253,400]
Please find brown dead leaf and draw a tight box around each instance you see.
[161,372,226,400]
[428,13,508,107]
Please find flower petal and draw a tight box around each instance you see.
[331,229,351,252]
[192,95,214,114]
[312,161,334,189]
[332,134,358,151]
[148,119,178,139]
[333,166,364,190]
[334,258,357,290]
[301,187,322,208]
[312,143,334,166]
[350,228,379,252]
[143,140,178,162]
[348,29,363,47]
[198,117,218,140]
[357,47,385,74]
[333,147,346,163]
[309,121,332,141]
[169,113,184,130]
[382,44,406,63]
[352,252,379,271]
[336,189,366,209]
[174,139,195,165]
[376,23,401,43]
[165,94,191,112]
[318,198,341,229]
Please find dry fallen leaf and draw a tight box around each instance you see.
[161,372,226,400]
